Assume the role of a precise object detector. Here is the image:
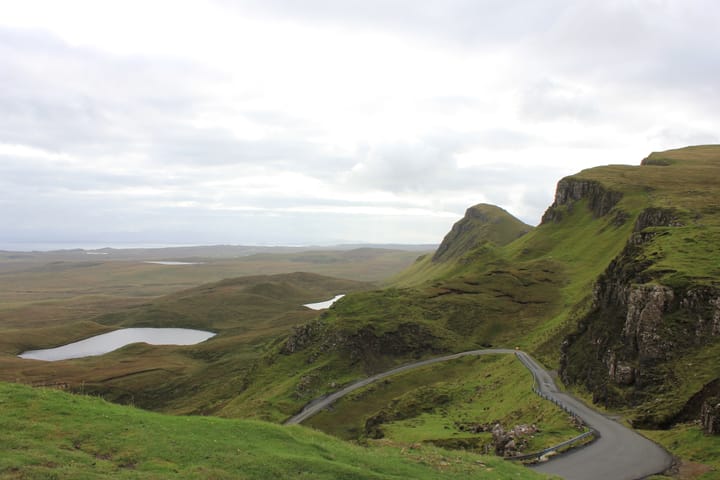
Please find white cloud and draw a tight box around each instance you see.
[0,0,717,247]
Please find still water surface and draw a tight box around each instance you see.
[304,294,345,310]
[19,328,216,361]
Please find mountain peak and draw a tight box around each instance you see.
[432,204,532,262]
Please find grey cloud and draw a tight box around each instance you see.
[529,2,720,99]
[146,128,354,172]
[219,0,568,48]
[520,79,602,123]
[0,27,355,179]
[475,129,538,150]
[230,0,720,105]
[647,128,720,148]
[2,2,718,247]
[346,130,549,194]
[219,1,720,116]
[0,28,209,154]
[0,158,148,192]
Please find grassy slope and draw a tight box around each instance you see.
[305,355,583,453]
[225,181,633,422]
[431,203,532,263]
[0,248,424,329]
[557,147,720,428]
[0,382,554,480]
[0,273,371,416]
[229,146,720,473]
[4,147,719,476]
[642,424,720,480]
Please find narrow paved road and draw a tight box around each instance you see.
[284,349,517,425]
[285,349,672,480]
[517,352,672,480]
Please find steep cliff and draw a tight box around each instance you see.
[558,146,720,427]
[541,177,624,224]
[228,146,720,431]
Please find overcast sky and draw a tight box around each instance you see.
[1,0,718,249]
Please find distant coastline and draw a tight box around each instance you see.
[0,242,198,252]
[0,242,437,254]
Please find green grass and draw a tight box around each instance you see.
[0,273,372,416]
[431,204,532,263]
[642,423,720,480]
[4,146,720,476]
[0,381,555,480]
[0,248,425,329]
[233,146,720,471]
[305,355,582,455]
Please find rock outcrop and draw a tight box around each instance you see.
[560,205,720,425]
[542,178,623,223]
[701,398,720,434]
[491,423,538,457]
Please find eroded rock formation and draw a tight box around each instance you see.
[560,205,720,426]
[542,178,623,223]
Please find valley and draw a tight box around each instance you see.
[3,146,720,479]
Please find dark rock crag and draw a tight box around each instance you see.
[542,178,623,224]
[701,398,720,434]
[559,205,720,426]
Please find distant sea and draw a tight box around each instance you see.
[0,242,197,252]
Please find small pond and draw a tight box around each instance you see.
[143,261,204,265]
[19,328,216,362]
[304,294,345,310]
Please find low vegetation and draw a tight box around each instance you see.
[305,355,582,455]
[0,381,555,479]
[0,272,371,415]
[643,424,720,480]
[3,146,720,477]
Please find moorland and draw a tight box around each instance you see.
[3,146,720,479]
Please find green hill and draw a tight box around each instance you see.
[0,272,371,415]
[391,203,533,287]
[0,381,551,480]
[232,146,720,435]
[432,204,532,263]
[5,146,720,477]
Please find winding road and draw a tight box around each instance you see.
[285,349,672,480]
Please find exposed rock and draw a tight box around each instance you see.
[623,285,675,359]
[364,409,390,439]
[607,351,636,386]
[560,199,720,424]
[641,156,673,166]
[344,322,441,363]
[542,178,623,223]
[281,319,327,354]
[633,207,682,232]
[294,374,319,399]
[672,378,720,424]
[456,421,493,433]
[491,423,537,456]
[701,398,720,434]
[681,288,720,337]
[569,415,585,430]
[614,363,636,386]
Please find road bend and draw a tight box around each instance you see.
[285,349,672,480]
[517,352,672,480]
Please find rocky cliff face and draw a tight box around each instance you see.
[701,398,720,434]
[281,316,442,366]
[541,178,623,224]
[560,206,720,426]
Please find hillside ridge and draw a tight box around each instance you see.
[433,203,532,262]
